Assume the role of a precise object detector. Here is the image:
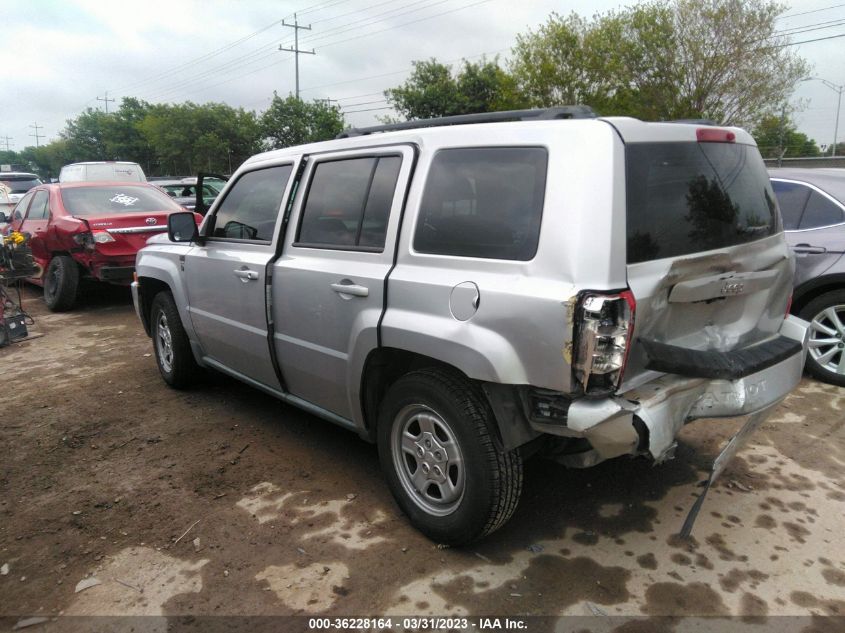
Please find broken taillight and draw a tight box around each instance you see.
[73,230,115,250]
[572,290,636,394]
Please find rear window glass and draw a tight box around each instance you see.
[61,186,183,216]
[414,147,547,260]
[626,142,777,264]
[0,176,42,194]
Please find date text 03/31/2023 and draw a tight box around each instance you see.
[307,617,528,630]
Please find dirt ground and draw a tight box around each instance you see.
[2,284,844,631]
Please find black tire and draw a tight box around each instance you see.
[377,368,522,545]
[150,291,199,389]
[799,289,845,387]
[43,255,79,312]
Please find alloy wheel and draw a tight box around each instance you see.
[390,404,465,516]
[155,312,174,374]
[808,304,845,376]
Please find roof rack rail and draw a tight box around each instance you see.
[336,106,597,138]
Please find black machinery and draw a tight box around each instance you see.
[0,231,36,347]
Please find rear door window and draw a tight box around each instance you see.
[12,191,35,222]
[26,190,49,220]
[771,180,810,230]
[209,165,292,242]
[296,156,401,250]
[626,142,777,263]
[799,191,845,229]
[414,147,548,260]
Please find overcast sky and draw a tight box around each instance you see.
[3,0,844,152]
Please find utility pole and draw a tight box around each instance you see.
[97,91,116,114]
[29,123,44,148]
[279,13,315,100]
[802,77,844,157]
[777,105,788,167]
[1,136,12,152]
[316,98,339,108]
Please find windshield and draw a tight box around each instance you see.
[61,186,183,216]
[626,142,777,264]
[0,176,42,194]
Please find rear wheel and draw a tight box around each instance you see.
[800,289,845,387]
[150,291,198,388]
[43,255,79,312]
[377,368,522,545]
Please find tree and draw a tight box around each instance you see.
[385,59,526,120]
[260,94,345,149]
[752,115,821,158]
[509,0,808,127]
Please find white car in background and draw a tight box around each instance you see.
[58,161,146,183]
[0,172,43,227]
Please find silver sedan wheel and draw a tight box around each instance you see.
[390,404,465,516]
[155,312,174,374]
[808,304,845,375]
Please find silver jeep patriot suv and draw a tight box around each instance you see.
[132,107,809,545]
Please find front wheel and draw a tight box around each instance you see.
[800,289,845,387]
[377,368,522,545]
[150,291,199,389]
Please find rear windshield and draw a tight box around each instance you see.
[626,142,777,264]
[0,176,42,194]
[61,186,183,216]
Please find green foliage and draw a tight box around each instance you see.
[385,58,527,120]
[138,101,261,174]
[10,98,262,179]
[260,93,345,149]
[752,115,822,158]
[509,0,808,127]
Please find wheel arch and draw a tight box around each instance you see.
[136,276,172,336]
[792,273,845,316]
[359,347,537,451]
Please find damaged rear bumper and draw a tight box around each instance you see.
[531,315,809,466]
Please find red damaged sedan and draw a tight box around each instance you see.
[7,182,200,311]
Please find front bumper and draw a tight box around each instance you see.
[533,315,809,466]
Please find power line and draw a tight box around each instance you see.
[110,0,350,95]
[1,136,13,152]
[138,0,454,102]
[778,3,845,20]
[317,0,493,52]
[342,105,394,113]
[142,0,495,104]
[279,13,316,99]
[300,46,509,93]
[777,31,845,47]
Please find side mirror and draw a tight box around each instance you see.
[168,212,199,243]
